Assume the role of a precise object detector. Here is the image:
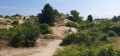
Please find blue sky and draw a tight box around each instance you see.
[0,0,120,19]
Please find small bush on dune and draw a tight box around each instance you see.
[65,22,77,27]
[39,23,52,34]
[12,21,19,25]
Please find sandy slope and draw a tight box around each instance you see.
[29,26,77,56]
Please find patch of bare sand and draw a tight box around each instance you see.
[29,40,62,56]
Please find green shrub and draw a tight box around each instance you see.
[54,45,120,56]
[39,23,52,34]
[12,21,19,25]
[62,33,77,45]
[0,33,3,40]
[107,30,116,37]
[10,26,41,47]
[0,29,13,40]
[65,22,77,27]
[100,35,108,41]
[43,36,49,39]
[62,32,90,45]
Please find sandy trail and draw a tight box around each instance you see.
[0,26,77,56]
[30,40,62,56]
[30,26,77,56]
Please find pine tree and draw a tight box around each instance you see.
[112,16,117,22]
[87,15,93,23]
[39,4,55,26]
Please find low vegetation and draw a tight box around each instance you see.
[55,14,120,56]
[54,45,120,56]
[65,22,78,28]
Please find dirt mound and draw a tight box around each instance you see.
[41,26,78,39]
[55,19,71,26]
[50,26,77,38]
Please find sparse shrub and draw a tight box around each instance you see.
[68,28,72,32]
[65,22,77,27]
[6,20,11,23]
[39,23,52,34]
[43,36,50,39]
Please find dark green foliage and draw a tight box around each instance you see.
[62,32,91,45]
[12,21,19,25]
[10,26,41,47]
[102,23,120,36]
[100,35,108,41]
[39,4,55,26]
[0,15,3,17]
[15,14,21,16]
[62,33,77,45]
[117,16,120,21]
[65,22,77,27]
[0,33,3,40]
[5,15,9,18]
[39,23,52,34]
[68,10,83,23]
[54,45,120,56]
[0,28,17,40]
[53,9,59,16]
[87,15,93,23]
[112,16,117,22]
[43,36,50,39]
[107,30,116,37]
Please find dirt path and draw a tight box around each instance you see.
[29,40,62,56]
[30,26,77,56]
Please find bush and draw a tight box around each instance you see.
[10,26,41,47]
[12,21,19,25]
[39,23,52,34]
[62,33,77,45]
[65,22,77,27]
[100,35,108,41]
[0,29,13,40]
[0,33,3,40]
[62,32,90,45]
[107,30,116,37]
[54,45,120,56]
